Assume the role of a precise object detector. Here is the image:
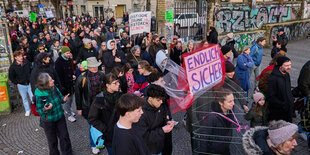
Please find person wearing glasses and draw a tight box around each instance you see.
[88,73,122,155]
[102,40,128,73]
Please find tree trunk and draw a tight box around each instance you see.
[146,0,151,11]
[51,0,61,19]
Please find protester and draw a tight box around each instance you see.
[249,37,266,88]
[206,26,218,44]
[55,46,76,122]
[88,73,122,155]
[112,93,149,155]
[134,84,175,154]
[271,40,287,58]
[272,28,288,49]
[245,92,268,127]
[199,87,235,154]
[98,41,107,62]
[221,45,233,63]
[9,50,33,116]
[225,33,238,61]
[120,31,131,54]
[148,35,161,62]
[243,120,298,155]
[133,60,157,96]
[102,40,128,73]
[127,45,143,66]
[76,39,98,63]
[170,41,182,65]
[50,40,62,62]
[267,56,294,122]
[35,73,72,155]
[235,46,254,94]
[75,57,103,153]
[122,63,135,93]
[158,36,167,50]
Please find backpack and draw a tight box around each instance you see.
[300,97,310,132]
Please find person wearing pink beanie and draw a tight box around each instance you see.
[245,92,269,127]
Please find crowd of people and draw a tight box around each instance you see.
[6,13,310,155]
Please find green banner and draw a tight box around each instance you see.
[30,13,37,22]
[165,10,174,24]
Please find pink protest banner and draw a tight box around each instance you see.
[183,44,225,94]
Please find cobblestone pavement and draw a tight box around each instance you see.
[1,38,310,155]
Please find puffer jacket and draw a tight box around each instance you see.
[242,126,276,155]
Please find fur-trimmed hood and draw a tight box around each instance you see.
[242,126,270,155]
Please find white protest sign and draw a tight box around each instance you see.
[45,11,54,18]
[129,12,151,36]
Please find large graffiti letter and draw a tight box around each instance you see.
[232,10,245,32]
[269,6,288,23]
[217,9,232,33]
[256,7,268,28]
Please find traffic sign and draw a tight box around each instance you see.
[38,4,44,8]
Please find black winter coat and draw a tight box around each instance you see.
[226,39,239,58]
[120,37,131,54]
[273,33,288,47]
[88,91,122,147]
[148,44,162,62]
[76,46,98,63]
[133,102,168,154]
[170,46,182,65]
[9,59,32,85]
[298,60,310,97]
[30,62,61,93]
[199,102,233,155]
[267,66,294,122]
[207,31,218,44]
[55,56,74,95]
[102,49,128,73]
[75,71,104,118]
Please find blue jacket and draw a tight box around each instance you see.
[235,53,254,91]
[249,42,263,66]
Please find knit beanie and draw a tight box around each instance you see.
[268,121,298,145]
[276,56,290,67]
[225,61,234,73]
[221,45,231,55]
[253,92,264,103]
[61,46,71,54]
[159,36,165,41]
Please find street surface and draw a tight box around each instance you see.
[0,38,310,155]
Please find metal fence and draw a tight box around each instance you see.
[174,0,207,42]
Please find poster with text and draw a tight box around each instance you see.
[129,12,151,36]
[183,45,224,94]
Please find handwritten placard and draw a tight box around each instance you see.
[184,45,223,93]
[129,12,151,36]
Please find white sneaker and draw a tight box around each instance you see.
[25,111,31,116]
[68,116,76,122]
[91,147,100,154]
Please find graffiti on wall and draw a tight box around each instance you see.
[219,31,266,52]
[214,5,298,33]
[270,22,310,45]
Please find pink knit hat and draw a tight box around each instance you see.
[253,92,265,103]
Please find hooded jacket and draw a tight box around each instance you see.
[28,35,39,62]
[102,47,128,73]
[155,50,168,73]
[250,42,264,66]
[267,66,294,122]
[133,102,168,154]
[9,59,32,85]
[242,126,276,155]
[235,53,254,91]
[76,46,98,63]
[55,55,74,95]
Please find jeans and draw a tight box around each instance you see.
[250,65,261,88]
[63,95,74,116]
[17,84,33,112]
[106,146,113,155]
[87,121,96,147]
[42,115,73,155]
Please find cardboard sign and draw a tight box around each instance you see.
[165,10,174,24]
[129,12,151,36]
[183,45,223,94]
[30,13,36,21]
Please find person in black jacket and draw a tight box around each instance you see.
[88,73,122,155]
[30,52,62,94]
[225,33,239,61]
[76,38,98,63]
[170,41,182,65]
[199,87,235,155]
[103,40,128,73]
[28,35,39,63]
[272,28,288,49]
[9,50,33,116]
[134,84,175,154]
[113,93,150,155]
[206,26,218,44]
[120,31,131,54]
[55,46,77,122]
[267,56,294,122]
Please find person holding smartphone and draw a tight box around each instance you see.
[35,72,72,155]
